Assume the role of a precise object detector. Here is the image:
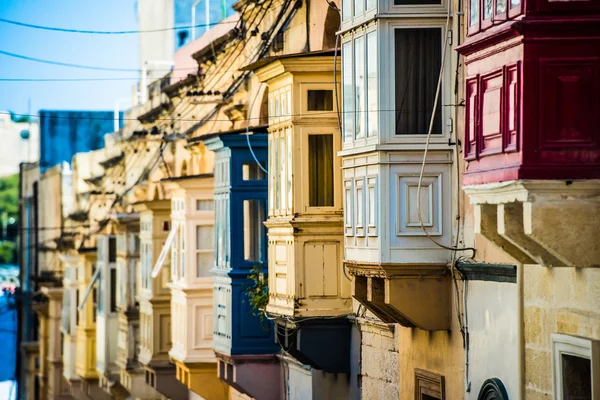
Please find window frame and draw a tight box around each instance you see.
[195,224,215,277]
[386,21,451,145]
[468,0,522,35]
[551,333,600,400]
[303,130,339,213]
[341,24,379,149]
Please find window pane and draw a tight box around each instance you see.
[196,199,214,210]
[307,90,334,111]
[109,237,117,262]
[484,0,492,19]
[244,200,265,262]
[342,0,351,21]
[510,0,520,7]
[342,42,354,142]
[269,137,275,212]
[309,135,334,207]
[356,186,363,227]
[367,32,378,137]
[196,252,214,277]
[242,163,266,180]
[355,0,364,16]
[280,136,286,209]
[496,0,506,13]
[470,0,479,26]
[275,136,280,210]
[395,28,442,135]
[171,236,178,280]
[110,268,117,313]
[367,0,376,10]
[286,129,293,211]
[368,184,376,226]
[355,36,366,140]
[196,225,214,250]
[561,354,591,399]
[180,230,185,278]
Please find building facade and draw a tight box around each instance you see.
[18,0,600,398]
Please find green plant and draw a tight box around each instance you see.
[244,265,270,329]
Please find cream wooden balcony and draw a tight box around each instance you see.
[155,174,228,400]
[94,235,119,389]
[135,199,189,399]
[247,51,352,373]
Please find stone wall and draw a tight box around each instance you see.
[524,264,600,399]
[358,317,399,400]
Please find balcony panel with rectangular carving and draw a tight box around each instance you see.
[458,13,600,185]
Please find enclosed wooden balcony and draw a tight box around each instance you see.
[246,51,352,373]
[200,129,282,399]
[135,198,189,400]
[155,174,228,400]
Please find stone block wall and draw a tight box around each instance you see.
[358,318,399,400]
[524,264,600,399]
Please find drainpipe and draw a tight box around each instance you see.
[191,0,210,41]
[517,263,525,399]
[113,98,129,133]
[141,60,174,103]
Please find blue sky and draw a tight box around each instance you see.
[0,0,140,114]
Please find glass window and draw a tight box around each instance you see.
[510,0,520,7]
[484,0,492,19]
[355,36,366,140]
[279,136,286,209]
[97,272,103,313]
[269,137,275,213]
[395,28,442,135]
[309,134,334,207]
[109,237,117,263]
[342,42,354,142]
[355,0,364,16]
[171,234,178,280]
[367,32,378,137]
[110,268,117,313]
[470,0,479,26]
[356,184,364,228]
[307,90,334,111]
[286,129,293,211]
[275,136,281,210]
[196,199,214,210]
[367,0,376,9]
[496,0,506,13]
[196,225,214,277]
[180,229,185,278]
[368,182,376,226]
[244,200,265,262]
[242,163,266,180]
[561,354,591,399]
[342,0,351,21]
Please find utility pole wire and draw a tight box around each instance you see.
[0,17,237,35]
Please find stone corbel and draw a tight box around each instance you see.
[466,180,600,268]
[348,262,452,331]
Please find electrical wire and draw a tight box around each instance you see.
[0,17,237,35]
[1,107,445,124]
[246,83,269,174]
[0,49,199,72]
[0,77,141,82]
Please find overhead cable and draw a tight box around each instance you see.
[0,17,237,35]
